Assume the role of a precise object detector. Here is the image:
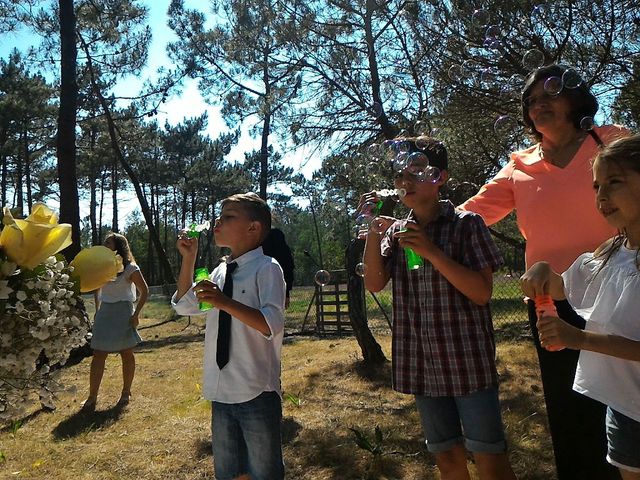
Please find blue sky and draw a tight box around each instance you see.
[0,0,315,220]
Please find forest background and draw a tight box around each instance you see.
[0,0,639,288]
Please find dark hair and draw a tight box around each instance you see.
[262,228,295,295]
[591,134,640,271]
[521,64,599,142]
[104,232,135,269]
[397,136,448,170]
[221,192,272,241]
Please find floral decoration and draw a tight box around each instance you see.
[0,203,121,421]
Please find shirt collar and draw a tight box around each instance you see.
[227,246,263,269]
[409,199,456,224]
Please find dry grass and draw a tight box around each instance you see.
[0,298,555,479]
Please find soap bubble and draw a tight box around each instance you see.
[485,25,501,39]
[580,116,595,131]
[396,187,407,198]
[494,115,519,138]
[415,135,430,149]
[414,120,429,135]
[393,152,410,172]
[471,9,490,28]
[360,201,380,216]
[448,64,464,82]
[396,139,411,153]
[355,262,367,277]
[370,102,384,118]
[562,68,582,89]
[522,49,544,70]
[543,76,563,96]
[314,270,331,286]
[370,217,389,234]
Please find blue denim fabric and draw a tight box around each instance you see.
[606,407,640,472]
[211,391,284,480]
[415,386,508,454]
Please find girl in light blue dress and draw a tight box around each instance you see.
[82,232,148,411]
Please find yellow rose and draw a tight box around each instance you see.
[70,246,124,292]
[0,203,72,270]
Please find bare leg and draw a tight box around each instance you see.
[435,445,472,480]
[119,348,135,403]
[234,475,250,480]
[84,350,108,407]
[474,452,518,480]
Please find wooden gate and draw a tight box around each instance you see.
[315,269,352,335]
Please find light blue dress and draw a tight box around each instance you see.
[91,263,143,352]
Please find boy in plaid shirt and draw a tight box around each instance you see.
[361,138,516,480]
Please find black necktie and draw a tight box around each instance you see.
[216,262,237,369]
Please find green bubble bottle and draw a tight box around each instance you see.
[194,267,213,311]
[404,247,424,270]
[398,217,424,271]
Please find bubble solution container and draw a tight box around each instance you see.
[404,247,424,270]
[194,267,213,311]
[535,294,565,351]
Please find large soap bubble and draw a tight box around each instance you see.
[314,270,331,286]
[522,49,544,70]
[562,68,582,89]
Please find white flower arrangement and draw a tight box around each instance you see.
[0,253,90,420]
[0,203,122,422]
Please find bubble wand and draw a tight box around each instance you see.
[398,209,424,270]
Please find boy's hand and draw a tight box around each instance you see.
[176,232,199,259]
[520,261,566,300]
[357,191,381,215]
[395,220,435,258]
[537,315,583,350]
[195,279,229,309]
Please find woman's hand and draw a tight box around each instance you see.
[130,312,140,328]
[537,315,583,350]
[520,261,566,299]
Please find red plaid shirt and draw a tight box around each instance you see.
[381,201,503,396]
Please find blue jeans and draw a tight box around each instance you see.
[211,391,284,480]
[606,407,640,473]
[415,386,508,454]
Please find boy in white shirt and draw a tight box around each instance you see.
[172,192,286,480]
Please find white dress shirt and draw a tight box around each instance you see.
[172,246,286,404]
[563,245,640,422]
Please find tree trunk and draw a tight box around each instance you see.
[346,238,387,365]
[56,0,81,259]
[79,33,176,285]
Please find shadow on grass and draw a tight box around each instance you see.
[286,423,414,480]
[135,332,205,353]
[51,403,127,440]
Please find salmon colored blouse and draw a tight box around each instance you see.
[459,125,628,272]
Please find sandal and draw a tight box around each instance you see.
[80,398,96,412]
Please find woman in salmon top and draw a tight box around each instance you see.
[460,64,627,480]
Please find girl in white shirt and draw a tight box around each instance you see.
[521,134,640,479]
[81,232,149,411]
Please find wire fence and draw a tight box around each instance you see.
[285,271,530,341]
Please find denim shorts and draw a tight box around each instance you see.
[415,386,508,454]
[211,391,284,480]
[606,407,640,472]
